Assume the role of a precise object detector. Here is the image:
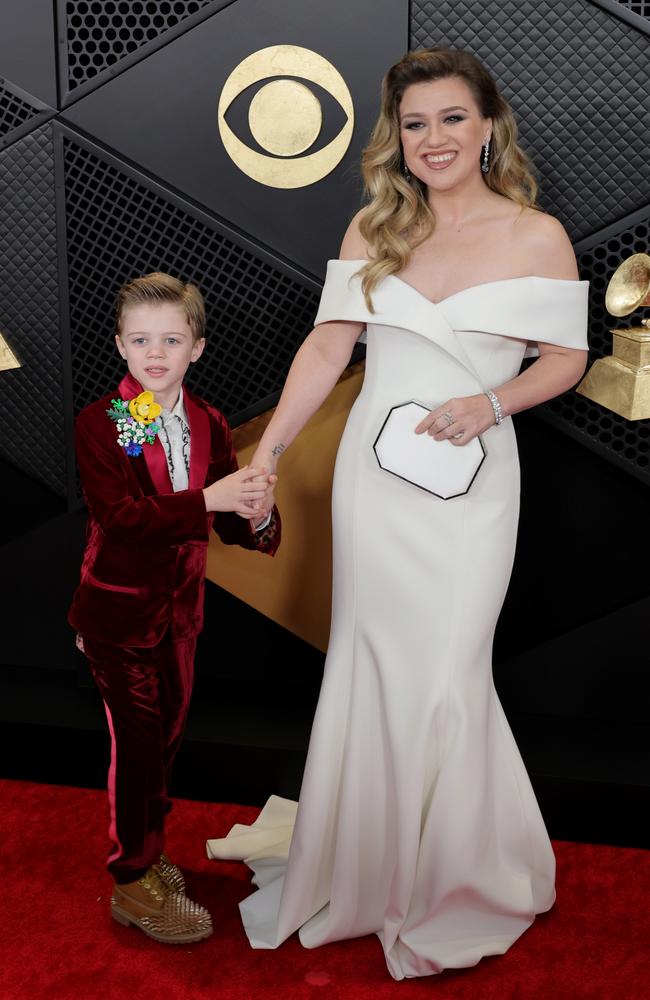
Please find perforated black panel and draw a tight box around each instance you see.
[614,0,650,16]
[542,210,650,480]
[0,82,41,137]
[0,124,66,495]
[410,0,650,243]
[65,0,216,91]
[62,134,321,423]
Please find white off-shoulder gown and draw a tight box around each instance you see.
[207,261,589,980]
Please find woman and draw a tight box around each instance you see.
[208,48,589,979]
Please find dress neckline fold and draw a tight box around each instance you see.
[328,259,587,309]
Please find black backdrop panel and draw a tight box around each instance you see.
[62,0,408,278]
[0,0,57,108]
[0,124,66,495]
[411,0,650,243]
[60,127,322,425]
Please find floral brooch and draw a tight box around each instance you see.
[106,390,162,457]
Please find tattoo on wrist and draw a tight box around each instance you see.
[271,443,285,458]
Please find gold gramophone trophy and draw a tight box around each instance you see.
[577,253,650,419]
[0,331,21,372]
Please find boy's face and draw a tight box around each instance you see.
[116,303,205,407]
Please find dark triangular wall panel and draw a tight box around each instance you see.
[59,0,232,104]
[0,0,57,108]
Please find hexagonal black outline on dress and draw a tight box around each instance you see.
[373,400,487,500]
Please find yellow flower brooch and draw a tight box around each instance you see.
[107,391,162,456]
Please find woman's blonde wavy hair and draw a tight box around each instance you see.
[358,48,539,310]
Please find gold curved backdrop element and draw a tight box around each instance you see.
[206,364,364,651]
[217,44,354,189]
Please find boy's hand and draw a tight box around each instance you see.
[203,466,272,517]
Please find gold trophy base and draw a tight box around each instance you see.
[576,325,650,421]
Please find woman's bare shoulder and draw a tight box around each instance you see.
[514,208,578,280]
[339,208,371,261]
[516,206,570,242]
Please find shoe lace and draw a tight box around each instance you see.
[138,868,167,903]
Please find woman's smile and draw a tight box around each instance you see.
[422,151,458,169]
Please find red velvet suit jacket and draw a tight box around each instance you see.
[68,372,280,647]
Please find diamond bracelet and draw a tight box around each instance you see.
[485,390,503,426]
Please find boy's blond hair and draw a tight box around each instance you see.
[116,272,206,342]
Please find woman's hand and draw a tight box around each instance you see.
[414,393,496,445]
[203,466,273,516]
[234,447,280,520]
[251,472,278,526]
[250,446,280,478]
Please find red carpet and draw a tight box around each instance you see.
[1,779,648,1000]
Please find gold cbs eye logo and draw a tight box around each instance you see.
[217,44,354,189]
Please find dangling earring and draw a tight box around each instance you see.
[403,162,411,182]
[481,138,491,174]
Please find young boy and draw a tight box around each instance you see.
[68,272,280,944]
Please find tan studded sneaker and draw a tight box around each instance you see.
[111,868,212,944]
[152,853,186,895]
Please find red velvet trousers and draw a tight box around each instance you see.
[84,631,196,885]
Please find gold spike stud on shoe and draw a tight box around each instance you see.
[110,868,212,944]
[153,853,186,895]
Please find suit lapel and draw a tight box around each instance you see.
[184,388,211,490]
[118,371,142,400]
[117,372,173,495]
[142,434,173,494]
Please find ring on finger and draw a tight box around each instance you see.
[442,410,454,427]
[452,431,464,440]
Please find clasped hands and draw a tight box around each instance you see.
[414,392,497,445]
[203,465,277,527]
